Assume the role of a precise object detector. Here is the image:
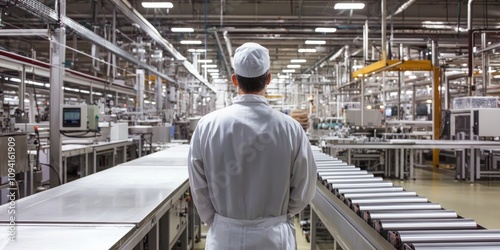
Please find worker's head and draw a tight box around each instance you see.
[232,42,271,94]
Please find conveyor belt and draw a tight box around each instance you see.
[311,151,500,250]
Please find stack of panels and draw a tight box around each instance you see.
[313,151,500,250]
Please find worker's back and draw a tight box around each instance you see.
[192,95,303,220]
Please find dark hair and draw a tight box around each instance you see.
[236,71,269,93]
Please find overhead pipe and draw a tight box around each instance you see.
[302,47,344,74]
[387,0,417,19]
[212,31,233,82]
[467,0,475,96]
[363,20,369,63]
[223,31,234,66]
[381,0,387,60]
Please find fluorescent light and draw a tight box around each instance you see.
[181,40,202,45]
[334,3,365,9]
[210,72,220,76]
[298,48,316,53]
[201,64,217,68]
[494,75,500,79]
[283,69,295,73]
[305,40,326,45]
[409,75,417,79]
[198,59,213,63]
[45,83,50,87]
[10,78,21,82]
[171,27,194,32]
[212,75,219,78]
[80,90,90,94]
[141,2,173,8]
[315,27,337,33]
[188,49,206,53]
[207,69,219,72]
[291,59,306,63]
[287,64,301,69]
[426,100,432,104]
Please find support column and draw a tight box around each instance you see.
[156,63,163,112]
[136,69,145,118]
[431,41,441,168]
[49,0,66,187]
[19,65,26,115]
[381,0,387,60]
[481,33,489,96]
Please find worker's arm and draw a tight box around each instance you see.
[288,128,317,215]
[188,128,216,226]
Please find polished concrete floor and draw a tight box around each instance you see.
[194,167,500,249]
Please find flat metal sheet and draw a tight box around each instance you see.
[0,224,135,250]
[0,166,188,225]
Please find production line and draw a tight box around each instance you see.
[0,145,195,250]
[309,150,500,250]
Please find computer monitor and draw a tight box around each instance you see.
[61,105,88,131]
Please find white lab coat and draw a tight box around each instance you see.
[188,94,317,250]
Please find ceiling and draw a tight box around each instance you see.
[0,0,499,85]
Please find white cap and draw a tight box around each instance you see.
[233,42,270,78]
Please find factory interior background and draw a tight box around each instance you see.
[1,0,500,249]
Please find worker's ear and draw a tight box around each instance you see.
[265,72,271,85]
[232,74,238,87]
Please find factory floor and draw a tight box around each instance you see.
[194,167,500,250]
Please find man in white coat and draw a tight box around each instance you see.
[188,42,317,250]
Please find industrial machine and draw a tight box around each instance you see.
[60,104,99,132]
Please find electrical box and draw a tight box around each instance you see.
[87,105,100,131]
[474,109,500,137]
[61,104,88,131]
[61,104,100,131]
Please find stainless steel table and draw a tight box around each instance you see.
[0,224,135,250]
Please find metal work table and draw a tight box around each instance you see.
[0,145,193,249]
[0,224,136,250]
[325,139,500,182]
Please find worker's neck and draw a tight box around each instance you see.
[239,89,266,97]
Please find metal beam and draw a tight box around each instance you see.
[14,0,178,86]
[0,29,49,37]
[108,0,217,93]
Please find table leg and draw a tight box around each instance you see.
[310,208,318,250]
[123,145,127,164]
[113,147,116,167]
[461,150,466,180]
[85,151,88,177]
[395,149,400,178]
[63,157,67,184]
[476,149,481,180]
[410,149,415,180]
[470,148,475,183]
[93,149,97,174]
[347,149,351,164]
[400,148,405,180]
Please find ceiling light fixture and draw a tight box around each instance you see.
[171,27,194,32]
[334,3,365,10]
[305,40,326,45]
[298,48,316,53]
[141,2,174,8]
[291,59,307,63]
[188,49,206,53]
[198,59,213,63]
[283,69,296,73]
[180,40,202,45]
[315,27,337,33]
[287,64,301,68]
[206,69,219,72]
[201,64,217,68]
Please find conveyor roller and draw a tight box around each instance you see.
[404,242,500,250]
[362,209,457,224]
[389,229,500,249]
[347,196,428,209]
[374,218,477,237]
[354,203,442,215]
